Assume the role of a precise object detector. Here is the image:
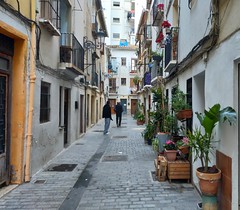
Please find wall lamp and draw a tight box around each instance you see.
[83,30,105,50]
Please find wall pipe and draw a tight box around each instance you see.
[25,0,36,182]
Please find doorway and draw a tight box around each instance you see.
[0,56,11,185]
[131,99,137,115]
[120,99,127,114]
[79,94,84,134]
[64,88,70,146]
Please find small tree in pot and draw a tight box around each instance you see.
[187,103,237,196]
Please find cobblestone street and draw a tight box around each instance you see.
[0,114,201,210]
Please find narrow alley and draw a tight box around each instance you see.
[0,114,200,210]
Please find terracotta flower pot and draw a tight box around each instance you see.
[196,167,221,196]
[176,109,193,120]
[164,149,177,161]
[179,145,190,155]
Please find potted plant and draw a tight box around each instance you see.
[142,121,156,145]
[176,137,190,155]
[163,139,178,161]
[152,137,159,153]
[187,103,237,196]
[151,50,162,61]
[171,86,192,120]
[136,112,145,125]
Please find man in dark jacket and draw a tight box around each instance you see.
[114,102,123,127]
[102,100,113,134]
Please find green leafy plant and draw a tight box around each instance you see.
[142,121,156,141]
[187,104,237,172]
[152,138,159,152]
[171,86,191,113]
[133,75,140,85]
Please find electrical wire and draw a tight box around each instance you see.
[0,1,41,60]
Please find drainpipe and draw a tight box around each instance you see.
[25,0,36,182]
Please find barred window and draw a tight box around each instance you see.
[40,81,51,123]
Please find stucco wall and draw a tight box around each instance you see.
[31,69,85,175]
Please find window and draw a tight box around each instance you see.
[113,33,120,39]
[121,78,126,86]
[40,81,51,123]
[113,1,120,7]
[121,57,126,66]
[131,59,137,72]
[109,78,116,93]
[113,17,120,23]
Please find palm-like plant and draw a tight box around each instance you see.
[188,104,237,172]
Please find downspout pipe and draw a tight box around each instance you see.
[25,0,36,182]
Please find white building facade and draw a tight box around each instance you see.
[102,0,145,114]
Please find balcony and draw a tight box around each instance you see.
[92,72,99,88]
[143,25,152,48]
[39,0,61,36]
[59,33,84,79]
[109,87,117,94]
[164,27,178,73]
[151,61,163,82]
[144,72,151,86]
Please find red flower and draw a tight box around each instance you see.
[157,4,164,10]
[156,32,164,43]
[162,20,171,28]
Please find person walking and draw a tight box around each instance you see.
[102,100,113,134]
[114,101,123,127]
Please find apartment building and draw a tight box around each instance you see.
[136,0,239,209]
[102,0,145,115]
[0,0,107,185]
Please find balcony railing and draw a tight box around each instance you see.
[143,25,152,47]
[92,72,99,87]
[144,72,151,86]
[39,0,60,36]
[151,61,163,80]
[109,87,117,93]
[164,27,178,73]
[60,33,84,71]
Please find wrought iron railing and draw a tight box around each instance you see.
[144,25,152,40]
[164,27,178,67]
[60,33,84,71]
[40,0,60,30]
[92,72,98,87]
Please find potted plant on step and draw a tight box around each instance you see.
[163,139,178,161]
[187,104,237,196]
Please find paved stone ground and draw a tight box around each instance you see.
[0,114,201,210]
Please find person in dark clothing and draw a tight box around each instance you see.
[114,102,123,127]
[102,100,113,134]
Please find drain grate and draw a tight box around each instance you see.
[93,130,104,132]
[112,136,128,139]
[34,179,46,184]
[102,155,128,162]
[122,122,127,124]
[45,164,77,172]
